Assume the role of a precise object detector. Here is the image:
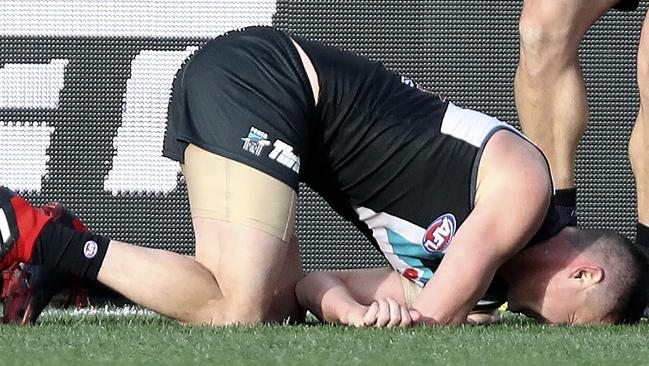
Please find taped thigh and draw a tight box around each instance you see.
[182,144,296,242]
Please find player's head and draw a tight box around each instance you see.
[504,227,649,324]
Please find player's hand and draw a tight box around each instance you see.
[345,305,371,327]
[362,297,418,328]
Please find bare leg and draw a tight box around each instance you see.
[630,10,649,226]
[190,218,294,324]
[268,235,305,323]
[96,221,300,325]
[97,241,225,324]
[177,144,301,325]
[515,0,619,189]
[98,237,303,325]
[98,144,303,326]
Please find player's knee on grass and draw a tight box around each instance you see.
[267,239,305,324]
[181,145,300,326]
[225,298,272,325]
[191,292,274,326]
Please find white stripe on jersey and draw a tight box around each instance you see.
[356,206,429,286]
[440,102,517,147]
[357,206,426,247]
[441,102,555,192]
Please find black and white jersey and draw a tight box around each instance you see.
[295,34,563,287]
[163,27,567,292]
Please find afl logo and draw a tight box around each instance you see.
[422,213,456,253]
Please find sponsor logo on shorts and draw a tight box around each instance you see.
[268,139,300,174]
[83,240,98,259]
[241,127,271,156]
[422,213,456,253]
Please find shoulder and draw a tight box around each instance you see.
[477,130,551,202]
[473,129,552,245]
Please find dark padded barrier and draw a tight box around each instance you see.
[0,1,646,272]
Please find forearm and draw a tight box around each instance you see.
[411,277,492,326]
[411,246,500,325]
[295,271,367,325]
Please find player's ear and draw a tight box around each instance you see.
[571,266,604,288]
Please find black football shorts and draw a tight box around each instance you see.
[163,26,315,191]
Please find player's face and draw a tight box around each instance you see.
[505,265,574,324]
[508,298,580,325]
[508,278,610,325]
[533,302,610,325]
[507,296,569,325]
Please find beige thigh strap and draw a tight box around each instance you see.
[400,276,423,307]
[181,144,296,242]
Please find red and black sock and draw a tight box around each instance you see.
[30,222,110,281]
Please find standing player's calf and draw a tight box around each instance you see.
[630,10,649,247]
[516,0,648,247]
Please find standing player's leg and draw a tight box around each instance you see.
[515,0,619,206]
[630,9,649,247]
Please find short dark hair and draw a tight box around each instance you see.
[574,229,649,324]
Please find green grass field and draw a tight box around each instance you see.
[0,307,647,366]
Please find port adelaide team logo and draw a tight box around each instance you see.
[241,126,301,174]
[241,127,271,156]
[422,213,456,253]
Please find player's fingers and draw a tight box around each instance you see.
[399,305,412,327]
[346,305,368,327]
[386,297,402,327]
[374,299,391,327]
[363,302,379,326]
[409,309,423,324]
